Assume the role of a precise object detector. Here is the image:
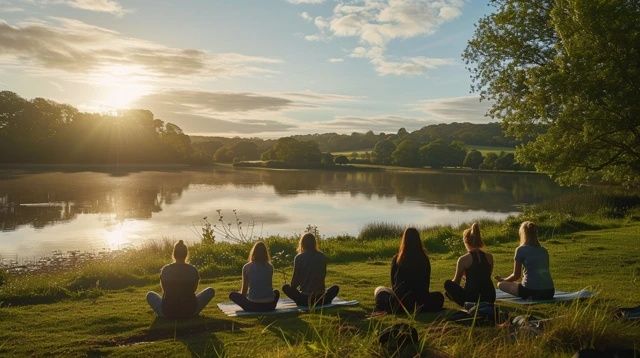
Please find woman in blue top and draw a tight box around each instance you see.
[229,241,280,311]
[496,221,555,300]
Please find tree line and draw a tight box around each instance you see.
[0,91,520,171]
[367,138,522,171]
[0,91,205,164]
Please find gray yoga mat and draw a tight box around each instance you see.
[495,288,594,305]
[217,297,359,317]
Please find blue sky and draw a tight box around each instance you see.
[0,0,494,136]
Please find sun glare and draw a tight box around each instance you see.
[90,64,153,110]
[103,220,142,251]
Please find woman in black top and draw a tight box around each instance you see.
[444,223,495,307]
[374,228,444,314]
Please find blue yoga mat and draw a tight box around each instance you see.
[217,296,359,317]
[495,288,594,305]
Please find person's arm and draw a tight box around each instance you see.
[496,260,522,282]
[390,257,398,286]
[159,269,165,292]
[452,256,465,285]
[290,255,301,288]
[192,267,200,293]
[240,264,249,295]
[424,256,431,292]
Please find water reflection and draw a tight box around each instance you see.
[0,168,568,258]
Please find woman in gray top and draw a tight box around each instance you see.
[229,241,280,311]
[282,233,339,306]
[495,221,555,300]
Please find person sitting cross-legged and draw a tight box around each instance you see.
[229,241,280,312]
[444,222,496,307]
[373,228,444,314]
[495,221,555,300]
[146,240,215,319]
[282,233,339,307]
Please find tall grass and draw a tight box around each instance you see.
[358,222,404,240]
[3,192,639,308]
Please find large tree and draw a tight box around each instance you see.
[464,0,640,186]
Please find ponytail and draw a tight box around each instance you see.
[463,222,485,250]
[173,240,188,262]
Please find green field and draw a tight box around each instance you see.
[1,213,639,357]
[331,146,515,157]
[466,145,516,155]
[330,150,371,156]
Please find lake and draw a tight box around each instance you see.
[0,167,567,260]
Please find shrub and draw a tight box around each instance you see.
[358,222,403,240]
[423,227,456,253]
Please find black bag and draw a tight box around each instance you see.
[378,323,419,353]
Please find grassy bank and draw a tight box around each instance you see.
[1,197,640,356]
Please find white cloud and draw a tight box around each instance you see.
[316,115,437,132]
[416,95,494,123]
[328,57,344,63]
[132,89,361,135]
[303,0,463,75]
[0,18,280,79]
[59,0,125,15]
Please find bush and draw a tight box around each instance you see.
[423,227,456,253]
[0,269,6,287]
[334,155,349,165]
[463,149,484,169]
[358,222,403,240]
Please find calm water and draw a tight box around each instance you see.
[0,168,567,259]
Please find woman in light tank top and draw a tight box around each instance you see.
[229,241,280,311]
[495,221,555,300]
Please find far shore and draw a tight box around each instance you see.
[0,161,542,176]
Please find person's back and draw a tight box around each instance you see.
[146,240,214,319]
[391,253,429,301]
[292,250,327,295]
[374,228,443,313]
[160,262,199,318]
[516,245,554,290]
[463,250,496,302]
[244,261,275,302]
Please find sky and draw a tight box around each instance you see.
[0,0,495,137]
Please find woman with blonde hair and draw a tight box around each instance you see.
[282,233,339,306]
[374,227,444,313]
[443,222,496,307]
[496,221,555,300]
[229,241,280,311]
[146,240,215,319]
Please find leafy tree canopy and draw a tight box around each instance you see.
[464,0,640,186]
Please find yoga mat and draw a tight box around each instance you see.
[495,288,594,305]
[217,297,359,317]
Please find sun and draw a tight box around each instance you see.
[90,64,153,109]
[103,221,142,251]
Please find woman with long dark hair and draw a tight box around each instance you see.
[282,233,340,306]
[229,241,280,311]
[146,240,215,319]
[443,222,496,306]
[374,228,444,314]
